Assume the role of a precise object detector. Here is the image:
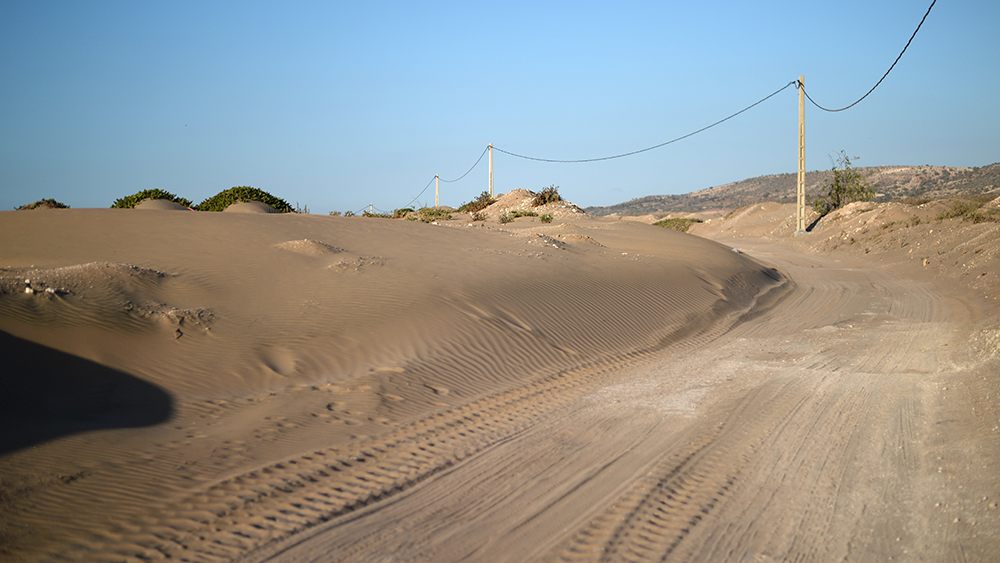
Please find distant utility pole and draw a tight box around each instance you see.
[488,143,494,197]
[796,75,806,233]
[435,175,440,208]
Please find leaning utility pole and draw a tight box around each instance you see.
[435,175,440,208]
[796,75,806,233]
[488,143,494,197]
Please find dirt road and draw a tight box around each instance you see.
[252,240,999,562]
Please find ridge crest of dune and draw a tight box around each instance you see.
[135,198,188,211]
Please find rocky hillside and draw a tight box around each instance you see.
[587,163,1000,216]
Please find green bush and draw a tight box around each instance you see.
[417,207,452,222]
[508,210,538,219]
[393,207,414,219]
[344,210,355,217]
[362,210,392,218]
[17,198,69,210]
[654,217,703,232]
[329,211,342,217]
[937,198,1000,223]
[938,199,984,220]
[812,152,873,216]
[540,213,553,223]
[471,211,486,221]
[532,185,562,206]
[195,186,293,213]
[458,191,496,213]
[498,212,513,224]
[112,188,192,209]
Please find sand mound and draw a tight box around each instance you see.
[135,199,188,211]
[825,200,877,218]
[0,262,210,335]
[557,233,606,247]
[492,188,535,208]
[691,202,812,239]
[274,239,345,257]
[822,201,914,228]
[0,208,786,560]
[0,262,167,294]
[471,189,587,221]
[224,200,278,214]
[692,198,1000,299]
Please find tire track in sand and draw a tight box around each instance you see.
[33,273,790,561]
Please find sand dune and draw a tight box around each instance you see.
[0,207,782,560]
[224,201,279,214]
[0,201,996,561]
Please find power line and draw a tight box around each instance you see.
[395,147,488,211]
[401,176,436,209]
[801,0,936,112]
[440,146,489,183]
[385,0,934,212]
[492,80,796,163]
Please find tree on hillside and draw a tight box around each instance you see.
[813,151,874,216]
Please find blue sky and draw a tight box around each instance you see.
[1,1,997,213]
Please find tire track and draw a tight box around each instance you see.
[555,378,811,562]
[31,272,790,561]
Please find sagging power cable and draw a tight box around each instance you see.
[492,81,797,163]
[440,146,489,183]
[401,176,436,209]
[801,0,936,112]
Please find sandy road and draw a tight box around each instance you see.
[255,240,999,562]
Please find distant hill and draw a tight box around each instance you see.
[586,163,1000,217]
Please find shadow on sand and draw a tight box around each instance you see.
[805,214,824,233]
[0,331,173,456]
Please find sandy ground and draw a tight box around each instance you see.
[0,201,997,561]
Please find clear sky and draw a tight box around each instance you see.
[2,1,998,213]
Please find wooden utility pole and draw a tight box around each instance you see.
[797,75,806,233]
[488,143,494,197]
[435,175,440,208]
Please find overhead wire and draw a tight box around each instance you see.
[384,1,935,211]
[492,80,797,163]
[440,146,489,183]
[801,0,936,112]
[401,175,436,209]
